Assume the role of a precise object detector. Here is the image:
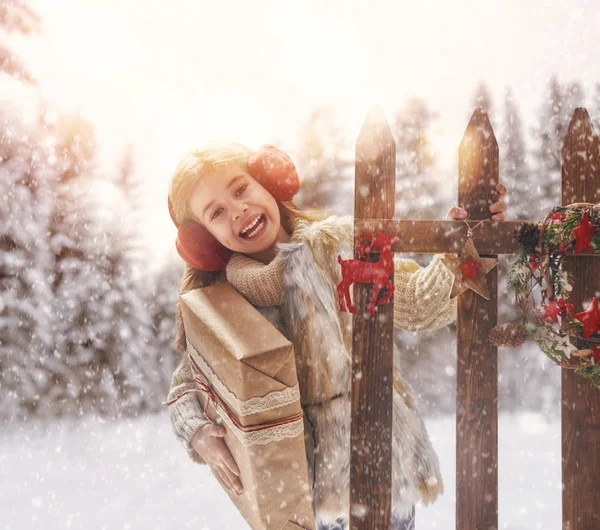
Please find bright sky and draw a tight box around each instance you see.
[12,0,600,259]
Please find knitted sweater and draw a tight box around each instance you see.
[165,217,457,466]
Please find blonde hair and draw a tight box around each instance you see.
[169,142,326,351]
[169,142,255,226]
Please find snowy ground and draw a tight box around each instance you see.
[0,411,561,530]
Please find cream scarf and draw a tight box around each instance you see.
[224,218,311,307]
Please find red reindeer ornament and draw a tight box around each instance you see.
[337,226,399,317]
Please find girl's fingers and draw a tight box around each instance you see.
[220,461,243,494]
[489,202,507,213]
[218,447,241,477]
[213,467,236,496]
[448,184,506,222]
[446,206,468,220]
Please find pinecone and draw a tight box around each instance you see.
[488,323,528,347]
[517,223,540,254]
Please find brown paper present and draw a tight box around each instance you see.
[179,282,315,530]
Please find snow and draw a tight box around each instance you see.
[0,411,561,529]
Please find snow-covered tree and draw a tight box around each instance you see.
[145,257,182,392]
[295,107,353,215]
[500,87,529,220]
[0,106,55,420]
[44,111,114,416]
[394,97,436,177]
[392,97,442,219]
[47,116,166,417]
[0,1,52,421]
[109,142,169,415]
[53,110,97,183]
[0,0,40,84]
[530,75,567,219]
[563,81,585,121]
[471,81,495,126]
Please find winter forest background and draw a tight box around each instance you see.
[1,0,599,528]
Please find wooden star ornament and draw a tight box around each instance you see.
[441,238,499,300]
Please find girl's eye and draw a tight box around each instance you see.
[210,185,246,220]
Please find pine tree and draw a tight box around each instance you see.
[53,110,97,183]
[47,112,116,416]
[500,87,529,219]
[471,81,495,126]
[296,107,353,215]
[563,81,585,122]
[146,257,182,396]
[0,109,55,419]
[0,0,40,84]
[49,117,167,416]
[109,142,168,415]
[531,75,566,219]
[394,97,436,177]
[392,97,442,219]
[0,1,51,421]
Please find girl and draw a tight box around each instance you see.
[165,142,507,530]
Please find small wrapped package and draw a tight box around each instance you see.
[178,282,315,530]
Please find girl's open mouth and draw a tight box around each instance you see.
[239,214,267,240]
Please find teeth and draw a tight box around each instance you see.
[241,215,260,235]
[241,215,263,237]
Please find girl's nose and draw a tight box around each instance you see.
[233,205,248,220]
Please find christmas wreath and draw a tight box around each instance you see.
[489,202,600,389]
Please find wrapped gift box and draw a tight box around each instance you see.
[179,282,315,530]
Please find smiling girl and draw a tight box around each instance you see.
[165,142,507,530]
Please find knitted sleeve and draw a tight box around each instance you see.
[165,353,212,466]
[393,254,457,332]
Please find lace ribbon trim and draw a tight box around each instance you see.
[186,340,301,416]
[163,347,304,447]
[211,394,304,447]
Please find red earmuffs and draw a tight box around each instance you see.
[168,144,300,271]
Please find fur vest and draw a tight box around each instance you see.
[225,215,444,523]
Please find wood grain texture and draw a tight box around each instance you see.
[456,109,499,530]
[349,106,395,530]
[355,219,521,255]
[560,108,600,530]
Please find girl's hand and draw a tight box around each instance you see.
[446,184,506,221]
[445,183,507,222]
[444,183,507,259]
[191,423,243,496]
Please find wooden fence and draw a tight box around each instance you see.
[349,106,599,529]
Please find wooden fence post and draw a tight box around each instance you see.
[560,108,600,530]
[456,109,499,530]
[349,106,395,530]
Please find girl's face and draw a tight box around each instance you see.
[188,163,282,256]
